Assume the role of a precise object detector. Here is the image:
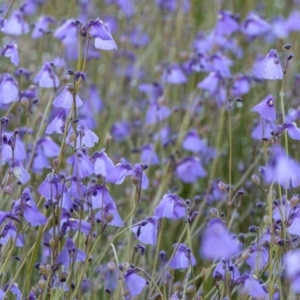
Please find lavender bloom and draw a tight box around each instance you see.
[162,64,187,85]
[130,27,150,47]
[34,62,59,88]
[0,74,19,105]
[216,11,239,36]
[2,133,26,162]
[145,102,171,125]
[2,43,19,66]
[53,19,78,45]
[132,217,158,245]
[88,184,115,209]
[90,150,115,177]
[197,72,223,95]
[182,129,206,152]
[169,243,196,269]
[0,222,24,247]
[10,161,30,184]
[200,218,240,260]
[32,15,56,39]
[131,163,149,190]
[53,84,83,108]
[1,10,29,35]
[286,10,300,32]
[285,249,300,292]
[241,11,271,37]
[207,53,232,78]
[83,18,117,50]
[97,262,119,292]
[4,282,22,299]
[51,217,91,236]
[38,173,64,199]
[105,161,133,184]
[245,245,269,272]
[66,149,94,179]
[231,75,251,96]
[124,268,147,298]
[45,109,67,134]
[95,202,123,227]
[114,0,135,17]
[251,120,276,140]
[56,238,86,267]
[140,144,160,165]
[176,157,207,183]
[69,122,99,148]
[252,95,276,121]
[239,274,267,298]
[155,192,186,220]
[263,145,300,189]
[254,49,283,80]
[68,176,87,199]
[110,120,131,141]
[213,259,240,282]
[283,122,300,140]
[138,82,163,101]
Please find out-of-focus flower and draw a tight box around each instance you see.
[215,10,239,36]
[285,249,300,292]
[245,245,269,272]
[1,10,29,35]
[182,129,206,152]
[1,132,26,162]
[32,15,56,39]
[238,274,268,298]
[1,43,19,66]
[140,144,160,165]
[162,64,187,85]
[53,19,78,45]
[110,120,131,141]
[45,109,67,134]
[53,84,83,108]
[34,62,59,88]
[212,259,240,283]
[95,201,123,227]
[252,95,276,121]
[0,74,19,105]
[169,243,196,269]
[253,49,283,80]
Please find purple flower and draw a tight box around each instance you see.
[105,161,133,184]
[207,53,232,78]
[132,216,158,245]
[53,84,83,108]
[32,15,56,39]
[45,109,67,134]
[140,144,160,165]
[10,161,30,184]
[1,132,26,162]
[254,49,283,80]
[66,149,94,179]
[56,238,86,267]
[285,249,300,293]
[213,259,240,282]
[239,274,267,298]
[162,64,187,85]
[155,192,186,220]
[231,74,251,96]
[251,120,276,140]
[245,245,269,272]
[283,122,300,140]
[88,184,114,209]
[4,282,22,299]
[83,19,117,50]
[169,243,196,269]
[1,10,29,35]
[51,217,91,236]
[130,27,150,47]
[38,173,64,199]
[0,222,24,247]
[2,43,19,66]
[90,149,115,177]
[252,95,276,121]
[54,19,78,45]
[95,202,123,227]
[138,82,163,101]
[34,62,59,88]
[241,11,271,37]
[110,120,131,141]
[200,218,240,260]
[263,145,300,189]
[68,122,99,148]
[286,10,300,32]
[197,72,223,95]
[216,11,239,36]
[124,268,147,297]
[176,156,207,183]
[182,129,206,152]
[131,163,149,190]
[0,74,19,105]
[145,102,171,125]
[68,176,87,200]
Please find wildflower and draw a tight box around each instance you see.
[97,262,119,292]
[1,132,26,162]
[213,259,240,282]
[124,268,147,297]
[176,156,207,183]
[182,129,206,152]
[66,148,94,179]
[282,122,300,140]
[231,74,251,96]
[245,245,269,272]
[95,202,123,227]
[285,249,300,292]
[169,243,196,269]
[3,282,22,299]
[0,74,19,105]
[240,11,271,37]
[68,122,99,148]
[251,120,276,140]
[53,19,78,45]
[162,64,187,85]
[90,150,115,178]
[238,274,267,298]
[197,72,223,95]
[0,222,24,247]
[68,176,87,200]
[138,82,163,101]
[34,62,59,88]
[130,27,150,47]
[132,217,158,245]
[207,53,232,77]
[252,95,276,121]
[140,144,160,165]
[254,49,283,80]
[32,15,56,39]
[155,192,186,220]
[200,218,240,260]
[53,84,83,108]
[1,43,19,66]
[145,102,171,125]
[105,161,133,184]
[110,120,131,141]
[215,10,239,36]
[10,161,30,184]
[1,10,29,35]
[45,109,67,135]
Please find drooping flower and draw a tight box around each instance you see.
[145,102,171,125]
[34,62,59,88]
[1,43,19,66]
[207,53,232,77]
[96,262,119,292]
[105,161,133,184]
[32,15,56,39]
[68,122,99,148]
[252,95,276,121]
[182,129,206,152]
[0,222,24,247]
[53,19,78,45]
[286,10,300,32]
[231,74,251,96]
[1,10,30,35]
[90,149,115,177]
[110,120,131,141]
[140,144,160,165]
[38,173,64,200]
[45,109,67,134]
[253,49,283,80]
[132,216,158,245]
[3,282,22,300]
[169,243,196,269]
[251,120,276,140]
[162,64,187,85]
[124,268,147,298]
[10,160,30,184]
[138,82,163,101]
[200,218,240,260]
[282,122,300,141]
[68,176,87,200]
[215,10,239,36]
[285,249,300,293]
[53,84,83,108]
[95,201,123,227]
[0,74,19,105]
[238,274,268,299]
[87,184,115,209]
[212,259,240,283]
[245,245,269,272]
[155,192,187,220]
[1,132,26,162]
[197,72,223,95]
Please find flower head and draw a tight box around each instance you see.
[169,243,196,269]
[2,43,19,66]
[252,95,276,121]
[1,10,29,35]
[0,74,19,105]
[34,62,59,88]
[132,216,158,245]
[53,84,83,108]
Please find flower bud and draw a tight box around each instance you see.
[218,181,227,191]
[290,195,299,207]
[173,281,182,291]
[38,278,46,290]
[251,174,260,185]
[263,215,272,225]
